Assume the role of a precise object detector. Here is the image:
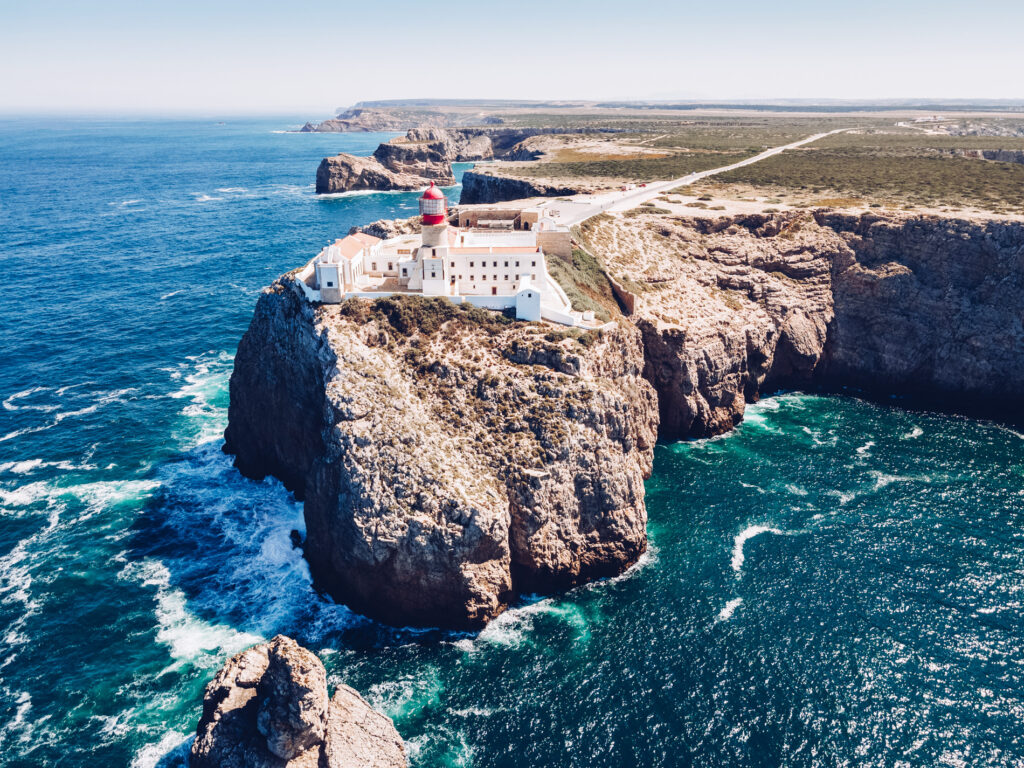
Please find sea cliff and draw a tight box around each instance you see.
[576,210,1024,438]
[458,171,585,204]
[224,210,1024,629]
[225,291,657,629]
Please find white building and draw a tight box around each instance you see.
[295,182,595,327]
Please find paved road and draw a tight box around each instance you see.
[540,128,852,226]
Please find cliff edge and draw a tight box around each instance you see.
[224,291,657,628]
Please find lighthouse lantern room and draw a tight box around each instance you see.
[419,182,449,247]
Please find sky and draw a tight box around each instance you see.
[1,0,1022,115]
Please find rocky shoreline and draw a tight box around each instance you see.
[315,127,576,194]
[223,209,1024,631]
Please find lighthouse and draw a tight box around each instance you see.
[419,181,448,247]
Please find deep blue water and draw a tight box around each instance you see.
[1,118,1022,768]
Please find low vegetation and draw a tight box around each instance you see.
[545,245,620,322]
[338,295,513,336]
[705,130,1024,214]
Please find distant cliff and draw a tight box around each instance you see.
[459,171,585,204]
[315,127,597,194]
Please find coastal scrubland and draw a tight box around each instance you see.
[696,127,1024,215]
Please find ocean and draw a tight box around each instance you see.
[0,117,1021,768]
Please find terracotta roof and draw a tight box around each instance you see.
[350,232,381,247]
[333,235,369,260]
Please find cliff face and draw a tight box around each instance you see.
[459,171,585,204]
[315,127,595,194]
[225,290,657,629]
[578,210,1024,439]
[817,212,1024,408]
[191,635,406,768]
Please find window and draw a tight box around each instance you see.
[492,261,497,267]
[482,275,487,280]
[504,261,508,267]
[532,274,537,280]
[470,275,474,281]
[504,274,509,281]
[430,271,436,278]
[531,260,536,267]
[402,268,408,276]
[527,292,532,298]
[515,261,519,267]
[491,286,497,295]
[388,262,393,271]
[458,274,463,280]
[470,261,474,267]
[371,262,377,271]
[493,275,497,281]
[326,281,334,287]
[450,261,455,267]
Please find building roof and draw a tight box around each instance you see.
[350,232,381,248]
[333,234,373,260]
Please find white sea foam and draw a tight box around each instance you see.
[193,194,223,203]
[717,597,744,622]
[2,387,58,412]
[731,525,784,573]
[215,187,246,193]
[130,731,192,768]
[0,459,91,475]
[856,440,875,456]
[159,289,185,301]
[120,559,262,670]
[904,427,924,439]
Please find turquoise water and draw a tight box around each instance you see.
[1,119,1022,767]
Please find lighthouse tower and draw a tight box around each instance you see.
[419,182,448,247]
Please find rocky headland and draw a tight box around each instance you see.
[224,208,1024,629]
[225,292,657,628]
[315,127,597,194]
[576,209,1024,437]
[191,635,406,768]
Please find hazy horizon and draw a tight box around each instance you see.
[2,0,1023,114]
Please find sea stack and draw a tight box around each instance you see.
[190,635,407,768]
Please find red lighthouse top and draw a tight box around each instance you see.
[419,182,447,225]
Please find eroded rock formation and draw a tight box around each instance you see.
[315,127,592,194]
[578,209,1024,438]
[458,171,586,204]
[191,635,406,768]
[225,293,658,628]
[224,209,1024,629]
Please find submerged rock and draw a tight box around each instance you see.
[191,635,406,768]
[225,292,657,628]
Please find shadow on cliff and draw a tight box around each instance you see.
[123,440,481,657]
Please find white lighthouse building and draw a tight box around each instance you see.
[296,182,592,327]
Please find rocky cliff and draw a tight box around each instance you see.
[459,171,585,204]
[315,127,592,194]
[954,148,1024,165]
[191,635,406,768]
[225,209,1024,630]
[577,209,1024,438]
[225,290,658,629]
